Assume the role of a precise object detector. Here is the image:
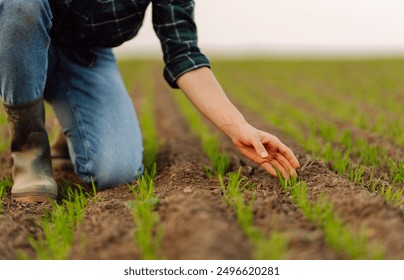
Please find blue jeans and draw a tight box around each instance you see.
[0,0,143,190]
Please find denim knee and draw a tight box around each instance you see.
[75,149,143,191]
[0,0,52,34]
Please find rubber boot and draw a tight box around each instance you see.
[3,98,58,202]
[50,123,74,172]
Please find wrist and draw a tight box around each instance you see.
[220,118,250,141]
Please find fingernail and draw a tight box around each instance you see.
[260,151,268,158]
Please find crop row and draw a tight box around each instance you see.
[276,173,382,259]
[26,186,89,259]
[119,60,162,259]
[219,171,288,259]
[172,87,383,259]
[126,165,162,259]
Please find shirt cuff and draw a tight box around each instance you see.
[164,53,211,88]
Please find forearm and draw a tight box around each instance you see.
[176,67,247,139]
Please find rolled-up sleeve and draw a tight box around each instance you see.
[152,0,210,88]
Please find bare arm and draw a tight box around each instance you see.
[177,67,300,178]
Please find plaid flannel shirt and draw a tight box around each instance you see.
[50,0,210,88]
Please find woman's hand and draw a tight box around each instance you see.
[228,123,300,178]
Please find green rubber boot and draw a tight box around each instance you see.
[50,123,74,172]
[3,98,58,202]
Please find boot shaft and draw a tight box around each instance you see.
[3,98,58,202]
[3,99,47,152]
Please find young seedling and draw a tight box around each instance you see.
[366,168,384,194]
[220,171,254,232]
[126,164,163,260]
[220,169,289,259]
[28,186,88,260]
[389,158,404,184]
[0,178,12,216]
[0,112,8,153]
[202,134,231,178]
[340,130,352,150]
[348,163,366,186]
[355,139,387,166]
[380,185,404,206]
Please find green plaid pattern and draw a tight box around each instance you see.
[50,0,210,88]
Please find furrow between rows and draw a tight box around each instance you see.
[153,76,252,259]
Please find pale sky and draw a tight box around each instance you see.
[114,0,404,58]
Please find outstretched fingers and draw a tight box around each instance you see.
[234,129,300,179]
[259,132,300,178]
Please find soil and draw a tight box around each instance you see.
[0,75,403,260]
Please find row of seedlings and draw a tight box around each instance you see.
[26,186,89,259]
[275,173,383,259]
[120,62,162,259]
